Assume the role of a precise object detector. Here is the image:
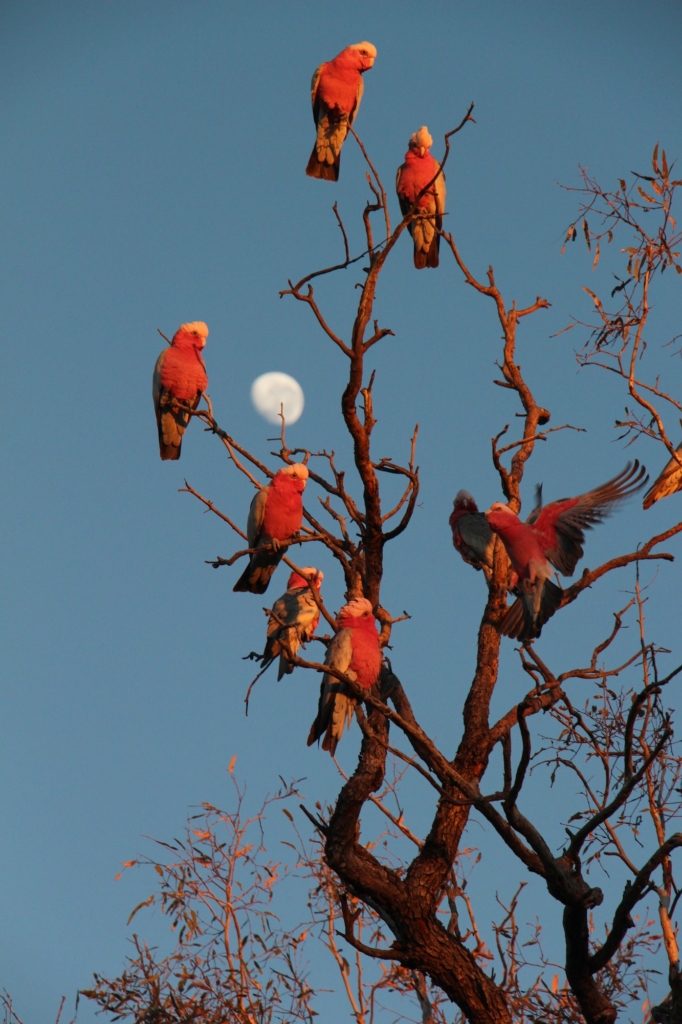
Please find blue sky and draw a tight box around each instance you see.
[2,2,682,1019]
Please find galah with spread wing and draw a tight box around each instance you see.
[307,598,381,755]
[449,490,495,574]
[486,462,647,641]
[396,127,446,269]
[261,567,324,680]
[152,321,208,460]
[233,464,309,595]
[643,442,682,509]
[306,42,377,182]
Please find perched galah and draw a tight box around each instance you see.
[152,322,208,460]
[261,567,324,680]
[643,442,682,509]
[486,462,647,641]
[306,42,377,182]
[396,127,446,269]
[449,490,495,573]
[307,598,381,755]
[233,464,309,595]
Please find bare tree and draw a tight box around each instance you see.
[83,772,315,1023]
[84,117,682,1024]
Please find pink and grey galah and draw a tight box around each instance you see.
[307,598,382,755]
[396,127,446,269]
[450,490,495,575]
[485,462,647,642]
[233,464,309,595]
[261,567,324,680]
[152,321,209,460]
[306,42,377,182]
[643,442,682,509]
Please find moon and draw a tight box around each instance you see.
[251,371,305,425]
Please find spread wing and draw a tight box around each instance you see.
[643,444,682,509]
[531,461,647,576]
[247,487,270,549]
[348,75,364,126]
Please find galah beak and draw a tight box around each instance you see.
[420,146,425,157]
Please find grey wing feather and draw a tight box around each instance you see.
[396,166,412,219]
[263,590,302,677]
[434,167,446,222]
[247,487,269,548]
[459,513,494,567]
[348,76,364,126]
[307,629,355,752]
[325,628,354,675]
[266,591,299,642]
[310,65,323,124]
[526,484,543,525]
[643,444,682,509]
[152,349,166,410]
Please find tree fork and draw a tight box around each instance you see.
[325,693,513,1024]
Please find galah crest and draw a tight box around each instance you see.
[306,42,377,182]
[261,567,324,680]
[449,490,495,574]
[152,322,208,460]
[307,598,381,755]
[233,464,309,595]
[486,462,647,641]
[396,127,446,269]
[643,442,682,509]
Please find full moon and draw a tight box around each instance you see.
[251,371,305,425]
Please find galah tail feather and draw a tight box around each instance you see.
[152,322,208,460]
[306,42,376,182]
[396,127,446,269]
[449,490,495,574]
[233,464,309,595]
[643,442,682,509]
[307,598,381,755]
[261,567,324,680]
[486,461,648,641]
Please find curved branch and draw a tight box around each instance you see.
[590,834,682,973]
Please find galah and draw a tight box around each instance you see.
[152,321,208,460]
[449,490,495,574]
[306,41,377,182]
[261,567,324,680]
[233,464,309,595]
[307,598,381,755]
[643,442,682,509]
[396,127,446,269]
[486,461,647,641]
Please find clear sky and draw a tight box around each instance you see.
[2,2,682,1020]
